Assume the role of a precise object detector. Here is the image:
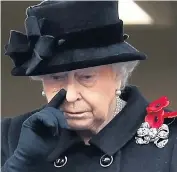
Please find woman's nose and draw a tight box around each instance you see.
[65,84,81,102]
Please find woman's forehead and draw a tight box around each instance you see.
[52,65,111,75]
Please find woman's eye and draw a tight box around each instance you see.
[81,75,93,79]
[77,74,97,87]
[83,75,92,79]
[51,75,66,80]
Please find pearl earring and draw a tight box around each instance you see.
[115,89,121,96]
[42,91,45,96]
[113,89,126,117]
[114,89,123,117]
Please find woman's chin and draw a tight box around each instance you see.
[66,118,93,130]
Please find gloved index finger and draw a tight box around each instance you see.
[47,89,66,108]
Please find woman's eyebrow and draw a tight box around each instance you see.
[76,69,98,74]
[50,72,69,76]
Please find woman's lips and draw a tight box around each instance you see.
[64,111,88,118]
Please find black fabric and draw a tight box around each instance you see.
[1,86,177,172]
[171,140,177,172]
[11,43,146,76]
[26,1,120,34]
[4,1,147,76]
[1,89,71,172]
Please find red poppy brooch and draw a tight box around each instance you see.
[135,96,177,148]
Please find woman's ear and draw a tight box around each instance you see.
[114,71,121,85]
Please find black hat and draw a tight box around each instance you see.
[5,1,147,76]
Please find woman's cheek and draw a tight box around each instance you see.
[86,92,108,117]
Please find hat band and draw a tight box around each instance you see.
[54,21,125,50]
[24,16,125,49]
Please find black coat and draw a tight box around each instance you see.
[1,86,177,172]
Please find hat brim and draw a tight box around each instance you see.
[11,41,147,76]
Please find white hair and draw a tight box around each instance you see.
[30,60,140,90]
[110,60,140,90]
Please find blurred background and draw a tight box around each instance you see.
[1,1,177,117]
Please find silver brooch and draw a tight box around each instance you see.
[135,122,169,148]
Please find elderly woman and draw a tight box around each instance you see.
[1,1,177,172]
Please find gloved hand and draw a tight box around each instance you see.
[2,89,69,172]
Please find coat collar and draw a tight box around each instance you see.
[47,86,149,162]
[89,86,148,156]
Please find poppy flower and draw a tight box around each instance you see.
[145,97,177,128]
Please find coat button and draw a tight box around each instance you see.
[58,39,65,46]
[100,154,113,167]
[54,156,67,168]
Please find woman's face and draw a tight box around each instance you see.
[41,65,121,133]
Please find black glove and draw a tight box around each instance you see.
[2,89,69,172]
